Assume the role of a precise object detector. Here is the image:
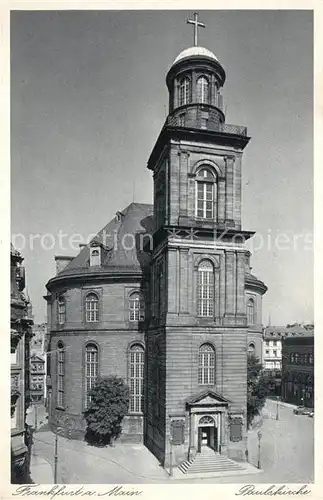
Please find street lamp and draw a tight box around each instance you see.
[257,429,263,469]
[169,438,173,477]
[276,395,279,420]
[54,426,63,483]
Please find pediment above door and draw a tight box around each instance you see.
[186,390,231,408]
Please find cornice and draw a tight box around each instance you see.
[46,268,144,292]
[147,126,250,170]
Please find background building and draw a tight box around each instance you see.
[30,322,47,404]
[263,324,314,397]
[30,323,46,355]
[281,332,314,407]
[10,244,34,483]
[30,354,46,405]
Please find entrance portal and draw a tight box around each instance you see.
[197,415,218,452]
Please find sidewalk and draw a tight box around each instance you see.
[267,397,298,410]
[30,453,54,484]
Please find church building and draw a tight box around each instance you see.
[45,14,267,469]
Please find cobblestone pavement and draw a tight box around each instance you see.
[30,399,313,484]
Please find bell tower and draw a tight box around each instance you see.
[145,13,255,468]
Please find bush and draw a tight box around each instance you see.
[247,355,270,428]
[83,376,129,446]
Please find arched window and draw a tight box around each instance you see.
[197,260,214,317]
[196,167,216,219]
[129,344,144,413]
[58,296,66,325]
[84,343,99,409]
[198,344,215,385]
[57,342,65,408]
[197,76,209,104]
[248,342,256,357]
[85,293,99,322]
[129,292,145,322]
[247,298,255,325]
[179,77,191,106]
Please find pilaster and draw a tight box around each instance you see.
[225,155,235,224]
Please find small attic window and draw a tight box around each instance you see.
[90,248,101,267]
[115,211,124,222]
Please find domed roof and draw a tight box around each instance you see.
[172,46,219,66]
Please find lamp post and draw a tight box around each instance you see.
[257,429,263,469]
[54,430,59,483]
[54,426,63,483]
[276,395,279,420]
[169,438,173,477]
[34,403,38,431]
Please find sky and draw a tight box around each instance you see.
[11,10,313,325]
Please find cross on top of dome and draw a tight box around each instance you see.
[187,12,206,47]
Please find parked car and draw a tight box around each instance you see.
[293,406,314,416]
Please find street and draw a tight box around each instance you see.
[30,399,313,484]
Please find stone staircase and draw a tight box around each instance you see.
[178,446,244,475]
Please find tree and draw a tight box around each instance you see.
[83,375,130,446]
[247,354,270,428]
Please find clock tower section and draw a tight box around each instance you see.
[145,37,254,467]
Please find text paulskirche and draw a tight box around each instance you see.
[235,485,311,496]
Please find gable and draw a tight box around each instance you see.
[186,390,231,407]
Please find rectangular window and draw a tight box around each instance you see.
[57,348,65,408]
[197,182,214,219]
[198,345,215,385]
[85,345,98,409]
[197,266,214,317]
[129,346,144,413]
[85,294,99,322]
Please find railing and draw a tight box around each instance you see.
[166,114,247,136]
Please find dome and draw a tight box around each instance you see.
[172,46,219,66]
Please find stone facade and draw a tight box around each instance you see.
[11,244,33,483]
[45,43,267,469]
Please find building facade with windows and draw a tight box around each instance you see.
[281,333,314,407]
[45,203,154,441]
[11,244,34,483]
[45,35,267,467]
[263,325,313,371]
[30,354,45,404]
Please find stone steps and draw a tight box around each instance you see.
[179,447,244,474]
[178,458,195,474]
